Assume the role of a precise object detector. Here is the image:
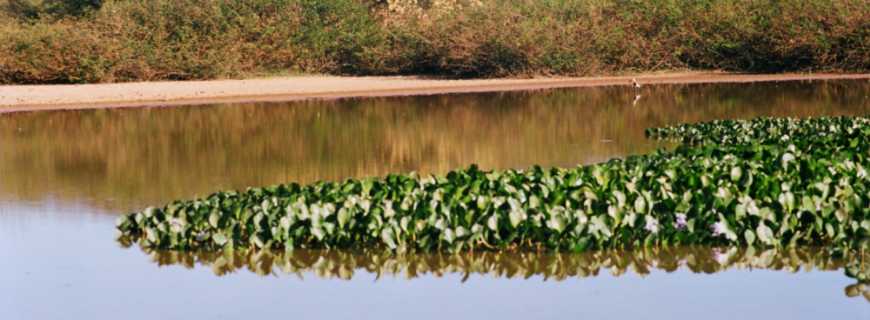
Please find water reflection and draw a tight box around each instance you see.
[1,81,867,212]
[128,244,870,302]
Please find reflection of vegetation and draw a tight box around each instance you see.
[1,81,867,212]
[124,243,869,302]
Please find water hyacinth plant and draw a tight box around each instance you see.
[116,116,870,252]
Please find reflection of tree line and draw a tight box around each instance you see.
[125,240,870,302]
[1,81,867,212]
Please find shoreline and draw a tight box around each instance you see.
[1,72,868,113]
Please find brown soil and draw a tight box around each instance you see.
[1,72,868,113]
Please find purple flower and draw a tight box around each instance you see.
[674,213,687,229]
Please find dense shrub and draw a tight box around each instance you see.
[1,0,868,83]
[3,0,102,20]
[0,21,119,83]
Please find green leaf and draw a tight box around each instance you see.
[337,207,352,228]
[613,190,626,208]
[145,227,159,244]
[547,215,566,233]
[487,215,499,231]
[280,216,292,230]
[455,226,469,238]
[758,207,774,221]
[744,229,756,245]
[835,209,848,222]
[590,216,612,239]
[800,196,815,212]
[730,166,742,182]
[735,204,747,220]
[115,215,129,229]
[756,223,775,246]
[509,209,526,228]
[717,215,738,242]
[634,196,647,214]
[213,233,228,246]
[443,228,455,244]
[311,227,325,241]
[252,234,266,249]
[381,228,397,249]
[209,211,221,228]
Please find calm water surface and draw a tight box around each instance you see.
[2,80,869,319]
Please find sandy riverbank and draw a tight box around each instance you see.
[1,72,868,113]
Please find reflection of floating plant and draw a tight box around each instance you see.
[123,244,869,302]
[116,116,870,252]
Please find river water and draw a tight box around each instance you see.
[2,80,868,319]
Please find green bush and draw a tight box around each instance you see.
[4,0,102,20]
[0,21,118,83]
[1,0,868,83]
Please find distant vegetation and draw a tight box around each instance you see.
[1,0,868,83]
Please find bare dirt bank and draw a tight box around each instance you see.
[1,72,868,113]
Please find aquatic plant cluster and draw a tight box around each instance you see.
[116,116,870,252]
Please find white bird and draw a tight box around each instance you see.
[632,78,641,89]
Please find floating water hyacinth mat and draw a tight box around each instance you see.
[116,116,870,252]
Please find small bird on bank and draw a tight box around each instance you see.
[631,78,642,106]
